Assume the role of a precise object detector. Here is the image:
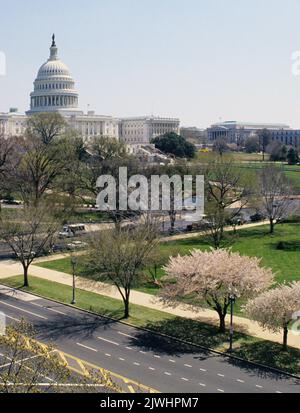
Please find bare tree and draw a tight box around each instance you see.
[26,112,66,145]
[0,320,69,393]
[0,204,59,287]
[259,165,294,234]
[84,221,159,318]
[203,159,253,248]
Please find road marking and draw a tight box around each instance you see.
[169,359,176,363]
[5,314,21,322]
[133,362,140,366]
[184,364,192,368]
[181,377,189,382]
[154,355,161,359]
[199,383,206,387]
[126,347,133,350]
[237,379,245,383]
[139,351,146,355]
[105,353,111,357]
[200,368,207,372]
[0,300,47,319]
[148,367,155,371]
[31,302,68,315]
[118,331,136,340]
[276,391,282,394]
[97,337,119,346]
[218,373,225,377]
[256,384,263,389]
[76,343,98,352]
[164,372,171,376]
[217,389,225,393]
[118,357,125,361]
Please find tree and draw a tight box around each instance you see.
[287,147,299,165]
[244,136,260,153]
[88,136,127,161]
[161,249,274,333]
[0,204,59,287]
[0,320,69,393]
[245,282,300,351]
[268,141,287,162]
[203,159,253,248]
[213,139,229,157]
[258,166,293,234]
[84,221,159,318]
[26,112,66,145]
[257,129,271,161]
[0,134,14,205]
[152,132,196,159]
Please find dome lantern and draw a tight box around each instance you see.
[26,35,80,116]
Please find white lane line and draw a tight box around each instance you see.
[164,372,172,376]
[237,379,245,383]
[199,383,206,387]
[218,373,225,377]
[126,347,133,350]
[31,302,67,315]
[200,368,207,372]
[118,331,137,340]
[217,389,225,393]
[169,359,176,363]
[133,362,140,366]
[255,385,263,389]
[184,364,192,368]
[76,343,98,352]
[149,367,155,371]
[276,391,282,394]
[0,300,47,320]
[181,377,189,382]
[139,351,146,355]
[5,314,21,322]
[118,357,125,361]
[97,337,119,346]
[154,355,161,359]
[105,353,111,357]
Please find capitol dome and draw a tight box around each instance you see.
[27,35,80,115]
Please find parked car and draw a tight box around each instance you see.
[59,224,86,238]
[250,213,265,222]
[66,241,88,251]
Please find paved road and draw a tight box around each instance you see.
[0,286,299,394]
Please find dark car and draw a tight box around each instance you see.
[250,213,265,222]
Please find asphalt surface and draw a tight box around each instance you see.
[0,287,299,394]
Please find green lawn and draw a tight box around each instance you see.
[2,275,300,376]
[38,223,300,287]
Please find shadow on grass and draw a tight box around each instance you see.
[129,317,250,356]
[228,341,300,379]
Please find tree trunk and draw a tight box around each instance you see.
[23,266,29,288]
[218,312,226,333]
[123,293,130,319]
[282,325,288,352]
[270,218,274,234]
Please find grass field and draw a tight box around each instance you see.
[195,151,300,190]
[2,275,300,376]
[38,223,300,288]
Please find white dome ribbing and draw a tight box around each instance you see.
[27,35,79,114]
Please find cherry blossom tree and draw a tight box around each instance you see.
[161,249,274,333]
[245,282,300,351]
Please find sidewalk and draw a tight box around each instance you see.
[0,258,299,350]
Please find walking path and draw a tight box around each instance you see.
[0,257,299,350]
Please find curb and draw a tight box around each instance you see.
[1,282,300,381]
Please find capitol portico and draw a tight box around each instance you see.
[0,35,180,148]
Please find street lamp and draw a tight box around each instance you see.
[228,293,236,353]
[71,256,77,305]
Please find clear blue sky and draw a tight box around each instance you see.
[1,0,300,128]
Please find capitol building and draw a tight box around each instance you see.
[0,35,180,152]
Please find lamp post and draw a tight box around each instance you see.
[71,256,77,305]
[228,294,236,353]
